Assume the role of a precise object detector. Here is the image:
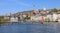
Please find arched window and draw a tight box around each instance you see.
[33,11,36,15]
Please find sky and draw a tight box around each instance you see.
[0,0,60,15]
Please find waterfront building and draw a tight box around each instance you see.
[2,8,60,22]
[10,16,18,22]
[57,12,60,22]
[9,14,18,22]
[46,14,53,21]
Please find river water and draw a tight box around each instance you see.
[0,23,60,33]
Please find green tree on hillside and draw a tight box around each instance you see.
[0,16,9,22]
[24,15,30,20]
[51,8,58,13]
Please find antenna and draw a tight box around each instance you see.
[33,4,36,10]
[33,4,37,13]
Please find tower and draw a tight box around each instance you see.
[33,4,38,15]
[33,4,36,13]
[43,7,47,14]
[43,8,46,11]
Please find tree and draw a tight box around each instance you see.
[0,16,9,22]
[24,15,30,20]
[45,18,50,22]
[51,8,58,13]
[58,9,60,12]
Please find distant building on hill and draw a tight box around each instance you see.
[2,8,60,22]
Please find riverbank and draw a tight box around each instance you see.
[0,21,60,26]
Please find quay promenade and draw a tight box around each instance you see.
[0,21,59,26]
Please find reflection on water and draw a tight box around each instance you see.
[0,22,60,33]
